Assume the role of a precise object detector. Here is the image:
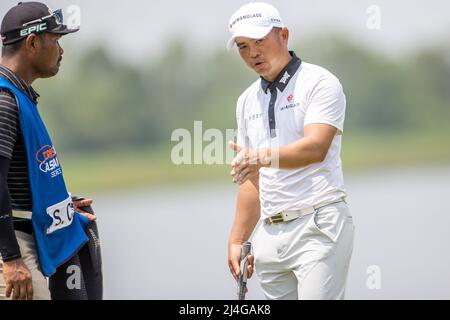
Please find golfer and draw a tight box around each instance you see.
[227,2,355,300]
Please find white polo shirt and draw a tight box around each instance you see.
[236,52,347,219]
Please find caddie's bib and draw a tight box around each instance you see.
[0,77,89,276]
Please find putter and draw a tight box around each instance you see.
[237,241,252,300]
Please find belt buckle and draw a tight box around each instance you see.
[268,212,284,224]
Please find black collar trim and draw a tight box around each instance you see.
[260,51,301,93]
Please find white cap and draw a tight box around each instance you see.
[227,2,284,50]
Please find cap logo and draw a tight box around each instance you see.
[270,17,282,24]
[20,23,47,37]
[229,13,262,29]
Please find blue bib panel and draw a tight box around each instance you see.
[0,77,89,276]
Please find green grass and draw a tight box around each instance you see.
[60,147,231,194]
[60,129,450,194]
[342,129,450,170]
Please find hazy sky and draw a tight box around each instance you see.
[1,0,449,62]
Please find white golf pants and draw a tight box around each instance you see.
[253,200,355,300]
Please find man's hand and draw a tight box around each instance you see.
[229,142,270,185]
[228,242,254,281]
[73,198,96,221]
[2,258,33,300]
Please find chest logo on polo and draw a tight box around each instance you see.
[35,145,62,178]
[281,94,300,111]
[247,112,263,121]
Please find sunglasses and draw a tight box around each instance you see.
[22,9,63,27]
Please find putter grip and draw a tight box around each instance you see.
[240,241,251,260]
[237,241,252,300]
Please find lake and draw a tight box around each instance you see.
[91,166,450,299]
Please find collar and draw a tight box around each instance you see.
[0,65,40,102]
[260,51,302,94]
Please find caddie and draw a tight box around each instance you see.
[0,1,95,300]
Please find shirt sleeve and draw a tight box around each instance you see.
[0,156,21,262]
[303,75,346,134]
[0,89,19,159]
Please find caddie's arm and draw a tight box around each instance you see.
[0,156,33,300]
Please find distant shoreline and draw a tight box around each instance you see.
[60,129,450,194]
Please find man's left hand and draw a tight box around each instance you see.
[229,142,270,185]
[73,198,96,221]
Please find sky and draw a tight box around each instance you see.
[1,0,449,62]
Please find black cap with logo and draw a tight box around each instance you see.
[1,1,79,45]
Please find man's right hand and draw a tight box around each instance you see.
[228,242,254,281]
[2,258,33,300]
